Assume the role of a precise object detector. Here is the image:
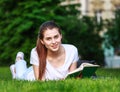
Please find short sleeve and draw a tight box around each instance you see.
[30,47,39,66]
[63,44,79,65]
[72,45,79,63]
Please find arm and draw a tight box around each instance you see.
[68,45,79,72]
[69,61,77,72]
[33,65,45,80]
[33,65,39,80]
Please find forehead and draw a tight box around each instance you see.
[43,28,60,38]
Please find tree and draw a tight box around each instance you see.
[63,16,104,66]
[105,9,120,49]
[0,0,104,66]
[0,0,80,66]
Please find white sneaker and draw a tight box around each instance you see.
[15,52,24,62]
[10,64,16,79]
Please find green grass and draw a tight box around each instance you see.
[0,67,120,92]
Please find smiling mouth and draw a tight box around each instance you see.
[51,43,58,48]
[52,45,57,49]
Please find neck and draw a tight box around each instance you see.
[47,45,64,58]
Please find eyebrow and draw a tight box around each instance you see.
[45,33,59,38]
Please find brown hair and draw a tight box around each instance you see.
[36,21,61,80]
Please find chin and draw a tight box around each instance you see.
[50,44,61,52]
[51,47,59,52]
[52,48,59,52]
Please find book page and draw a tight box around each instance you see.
[67,66,83,75]
[66,63,99,78]
[67,63,85,75]
[81,63,99,67]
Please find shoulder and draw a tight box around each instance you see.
[62,44,79,63]
[31,47,36,52]
[30,47,38,57]
[30,47,39,66]
[31,47,37,54]
[62,44,78,50]
[62,44,78,56]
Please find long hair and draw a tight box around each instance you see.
[36,21,61,80]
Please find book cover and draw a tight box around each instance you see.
[66,63,99,78]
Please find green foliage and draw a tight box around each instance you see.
[80,16,104,65]
[62,16,104,65]
[0,0,80,65]
[0,0,104,66]
[105,9,120,48]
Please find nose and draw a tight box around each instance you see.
[51,38,55,43]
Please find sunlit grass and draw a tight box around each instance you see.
[0,67,120,92]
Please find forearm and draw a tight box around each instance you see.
[69,62,77,72]
[33,65,39,80]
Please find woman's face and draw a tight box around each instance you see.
[40,28,62,52]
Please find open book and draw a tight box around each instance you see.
[66,63,99,78]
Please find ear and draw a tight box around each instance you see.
[60,34,63,40]
[40,40,44,45]
[61,34,62,38]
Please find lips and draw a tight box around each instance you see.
[52,45,57,49]
[51,44,58,49]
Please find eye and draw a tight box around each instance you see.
[46,37,51,41]
[54,35,59,39]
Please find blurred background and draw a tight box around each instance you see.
[0,0,120,68]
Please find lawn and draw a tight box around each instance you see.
[0,67,120,92]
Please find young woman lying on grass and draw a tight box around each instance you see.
[10,21,79,81]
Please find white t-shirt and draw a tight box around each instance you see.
[30,44,79,80]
